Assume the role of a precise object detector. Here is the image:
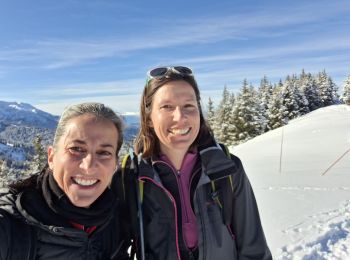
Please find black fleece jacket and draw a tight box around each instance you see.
[0,174,132,260]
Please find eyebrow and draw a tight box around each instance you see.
[71,139,116,149]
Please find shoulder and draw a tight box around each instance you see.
[0,188,18,215]
[217,143,243,167]
[0,188,22,241]
[0,206,14,259]
[113,154,138,201]
[0,206,36,260]
[0,200,14,229]
[229,153,243,170]
[0,206,13,230]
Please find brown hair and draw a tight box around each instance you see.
[134,71,212,158]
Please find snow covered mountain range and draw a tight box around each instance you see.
[231,104,350,259]
[0,101,139,164]
[0,101,58,163]
[0,101,59,129]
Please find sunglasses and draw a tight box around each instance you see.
[147,66,193,80]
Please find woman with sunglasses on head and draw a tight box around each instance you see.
[122,66,272,260]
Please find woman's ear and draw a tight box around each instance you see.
[47,146,55,170]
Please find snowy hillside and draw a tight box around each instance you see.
[0,101,140,162]
[0,101,59,129]
[0,143,26,161]
[0,101,58,164]
[231,104,350,259]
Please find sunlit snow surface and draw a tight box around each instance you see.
[231,105,350,259]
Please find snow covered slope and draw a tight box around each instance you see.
[0,101,58,129]
[231,104,350,259]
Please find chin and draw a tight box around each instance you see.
[70,197,95,208]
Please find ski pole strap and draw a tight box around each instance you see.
[138,180,144,203]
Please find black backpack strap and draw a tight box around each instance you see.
[120,152,145,259]
[210,143,235,226]
[10,217,36,260]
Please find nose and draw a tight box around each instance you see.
[79,153,97,173]
[173,106,186,122]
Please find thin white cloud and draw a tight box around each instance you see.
[1,0,349,70]
[31,78,144,99]
[24,46,350,115]
[194,55,350,91]
[35,93,142,116]
[172,36,350,65]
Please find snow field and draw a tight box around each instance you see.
[231,105,350,259]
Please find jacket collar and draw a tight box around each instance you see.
[137,146,235,182]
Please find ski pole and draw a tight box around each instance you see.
[129,150,145,260]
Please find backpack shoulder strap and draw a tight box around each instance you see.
[218,143,234,191]
[121,153,130,200]
[120,151,145,258]
[210,143,235,225]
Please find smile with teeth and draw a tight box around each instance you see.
[72,177,99,187]
[168,127,191,135]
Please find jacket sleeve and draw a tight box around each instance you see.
[0,210,11,260]
[230,155,272,260]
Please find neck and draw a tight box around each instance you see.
[161,148,187,171]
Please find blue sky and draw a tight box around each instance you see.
[1,0,350,115]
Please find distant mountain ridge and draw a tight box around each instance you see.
[0,101,139,166]
[0,101,59,129]
[121,114,139,142]
[0,101,59,165]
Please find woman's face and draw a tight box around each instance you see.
[48,114,119,208]
[150,80,200,156]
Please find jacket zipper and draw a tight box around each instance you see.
[177,169,189,223]
[153,160,202,256]
[154,161,190,223]
[154,160,199,252]
[139,176,182,260]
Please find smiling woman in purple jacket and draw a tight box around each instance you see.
[121,66,272,260]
